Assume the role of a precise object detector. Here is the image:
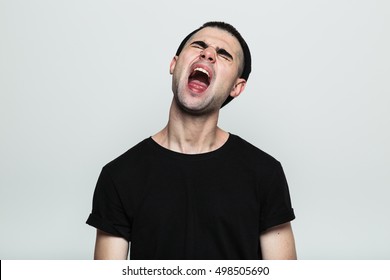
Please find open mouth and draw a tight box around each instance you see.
[188,67,211,93]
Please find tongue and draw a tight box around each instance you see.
[188,79,208,93]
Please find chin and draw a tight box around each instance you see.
[180,101,220,116]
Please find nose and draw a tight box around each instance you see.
[200,47,216,63]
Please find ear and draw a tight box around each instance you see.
[230,78,247,98]
[169,56,178,74]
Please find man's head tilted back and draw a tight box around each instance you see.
[175,21,252,107]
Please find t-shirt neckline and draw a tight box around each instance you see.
[147,133,236,161]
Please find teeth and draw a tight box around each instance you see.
[194,67,210,77]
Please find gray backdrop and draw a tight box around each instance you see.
[1,0,389,259]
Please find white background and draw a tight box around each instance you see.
[1,0,389,259]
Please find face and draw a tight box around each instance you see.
[170,27,246,114]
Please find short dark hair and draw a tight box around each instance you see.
[175,21,252,107]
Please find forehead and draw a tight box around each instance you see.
[187,27,243,57]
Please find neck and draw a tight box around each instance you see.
[152,99,229,154]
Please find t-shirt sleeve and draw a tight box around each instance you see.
[259,162,295,232]
[86,166,132,241]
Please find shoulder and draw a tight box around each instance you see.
[229,134,281,167]
[103,137,153,174]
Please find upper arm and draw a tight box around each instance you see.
[259,222,297,260]
[94,229,129,260]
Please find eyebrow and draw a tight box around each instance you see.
[191,40,234,60]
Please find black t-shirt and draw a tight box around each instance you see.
[86,134,295,259]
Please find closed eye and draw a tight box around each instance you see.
[217,49,233,61]
[191,41,208,49]
[190,40,233,61]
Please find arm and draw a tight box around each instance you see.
[94,229,129,260]
[259,222,297,260]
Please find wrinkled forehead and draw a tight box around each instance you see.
[185,27,244,59]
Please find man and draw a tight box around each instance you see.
[86,21,297,260]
